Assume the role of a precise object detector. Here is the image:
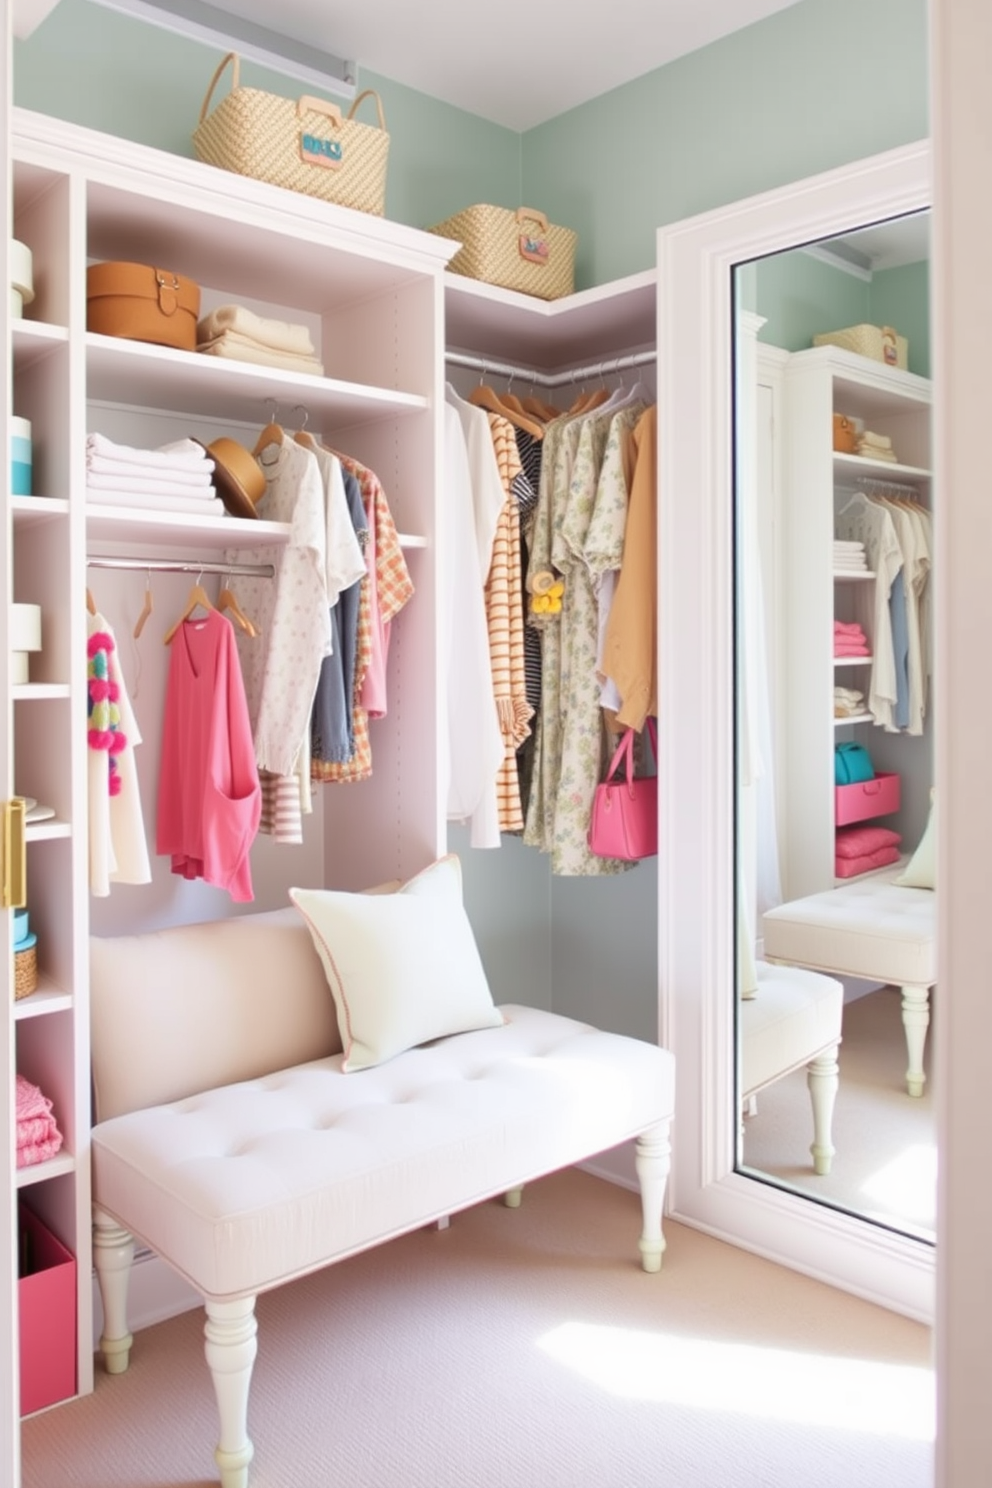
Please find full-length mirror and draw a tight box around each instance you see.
[733,212,935,1244]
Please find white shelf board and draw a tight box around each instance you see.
[12,496,69,527]
[86,334,429,428]
[14,982,73,1020]
[12,684,70,701]
[834,713,874,727]
[833,656,873,667]
[832,569,875,581]
[833,452,931,483]
[12,318,68,371]
[445,269,657,370]
[86,505,291,554]
[791,344,932,412]
[25,819,70,842]
[15,1152,75,1189]
[397,534,427,550]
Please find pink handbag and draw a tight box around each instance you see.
[587,719,658,862]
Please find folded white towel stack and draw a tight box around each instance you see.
[85,433,225,512]
[196,303,324,376]
[833,538,868,572]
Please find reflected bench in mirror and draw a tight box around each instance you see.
[741,962,843,1176]
[762,869,936,1097]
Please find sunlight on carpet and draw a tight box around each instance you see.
[539,1322,935,1439]
[861,1143,937,1223]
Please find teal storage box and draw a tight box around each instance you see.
[11,416,32,496]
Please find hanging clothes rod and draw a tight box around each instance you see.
[445,347,655,389]
[87,557,275,579]
[854,474,925,498]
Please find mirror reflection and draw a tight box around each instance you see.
[734,212,935,1243]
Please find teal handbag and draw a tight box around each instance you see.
[835,741,875,786]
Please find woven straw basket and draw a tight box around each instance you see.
[813,323,908,370]
[193,54,389,217]
[14,943,37,1000]
[428,206,576,300]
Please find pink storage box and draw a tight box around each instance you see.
[835,771,900,827]
[18,1203,76,1415]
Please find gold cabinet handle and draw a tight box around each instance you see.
[2,798,27,910]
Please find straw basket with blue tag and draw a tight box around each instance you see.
[193,53,389,217]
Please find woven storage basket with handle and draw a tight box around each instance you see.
[813,323,908,370]
[193,53,389,217]
[428,205,576,300]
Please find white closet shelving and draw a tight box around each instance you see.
[780,344,932,899]
[4,104,455,1462]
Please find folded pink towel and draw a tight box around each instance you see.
[833,620,866,636]
[836,824,901,859]
[835,844,902,879]
[835,645,871,657]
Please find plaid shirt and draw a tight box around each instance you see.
[311,454,413,784]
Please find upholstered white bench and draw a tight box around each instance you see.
[89,884,676,1488]
[740,962,844,1175]
[762,869,936,1097]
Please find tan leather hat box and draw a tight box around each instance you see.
[86,261,200,351]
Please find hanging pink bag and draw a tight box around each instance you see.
[587,719,658,862]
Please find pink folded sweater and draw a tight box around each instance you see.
[15,1073,63,1169]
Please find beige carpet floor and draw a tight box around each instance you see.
[741,986,936,1240]
[22,1169,933,1488]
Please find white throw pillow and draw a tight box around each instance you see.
[895,789,936,890]
[289,855,503,1071]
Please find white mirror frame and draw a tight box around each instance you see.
[656,139,934,1322]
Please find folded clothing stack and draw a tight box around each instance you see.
[833,538,868,572]
[16,1072,63,1169]
[835,824,902,879]
[86,433,224,514]
[834,619,870,657]
[857,429,898,463]
[196,304,324,376]
[834,685,865,718]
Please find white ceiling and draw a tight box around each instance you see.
[197,0,806,130]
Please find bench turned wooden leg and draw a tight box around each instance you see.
[901,984,931,1097]
[806,1047,840,1175]
[92,1208,135,1375]
[205,1297,258,1488]
[635,1119,672,1273]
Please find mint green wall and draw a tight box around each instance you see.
[522,0,929,288]
[754,253,869,353]
[13,0,522,229]
[871,261,931,377]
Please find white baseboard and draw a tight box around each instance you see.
[90,1154,641,1345]
[579,1139,639,1194]
[91,1247,201,1342]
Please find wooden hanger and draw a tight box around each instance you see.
[133,571,153,639]
[253,398,284,458]
[521,391,560,422]
[217,581,258,638]
[85,588,97,616]
[468,383,545,440]
[292,403,318,453]
[163,579,215,645]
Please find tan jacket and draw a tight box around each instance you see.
[601,406,657,732]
